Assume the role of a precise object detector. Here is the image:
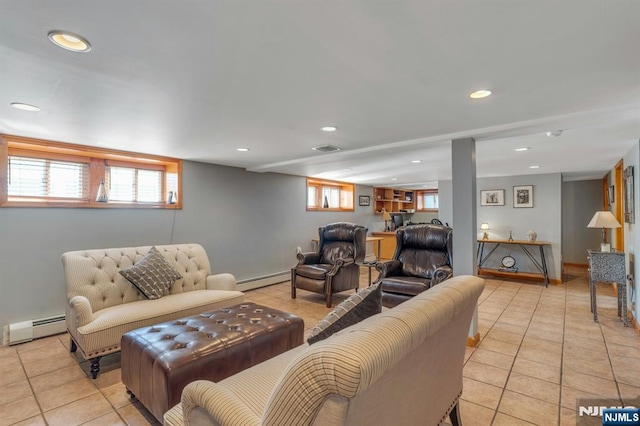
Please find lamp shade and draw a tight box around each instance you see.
[587,211,621,229]
[480,222,490,231]
[381,211,392,221]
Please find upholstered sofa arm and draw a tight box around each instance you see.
[296,251,321,265]
[205,273,237,291]
[375,259,402,278]
[431,266,454,287]
[68,296,94,328]
[328,257,355,275]
[181,380,260,426]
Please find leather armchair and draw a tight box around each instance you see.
[291,222,367,307]
[375,224,453,308]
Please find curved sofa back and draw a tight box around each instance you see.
[62,243,212,313]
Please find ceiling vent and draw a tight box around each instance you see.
[312,145,342,153]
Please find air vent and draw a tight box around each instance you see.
[312,145,341,153]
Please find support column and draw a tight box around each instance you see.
[451,137,480,346]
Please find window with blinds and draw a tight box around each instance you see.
[306,177,354,211]
[8,156,89,201]
[106,166,163,203]
[1,134,183,209]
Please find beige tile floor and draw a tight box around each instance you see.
[1,267,638,426]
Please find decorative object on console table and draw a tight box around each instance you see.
[527,230,537,242]
[587,250,628,326]
[508,230,514,241]
[513,185,533,208]
[624,165,634,223]
[480,222,490,240]
[587,210,621,252]
[480,189,505,206]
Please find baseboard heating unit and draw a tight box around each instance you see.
[8,314,66,345]
[237,271,289,292]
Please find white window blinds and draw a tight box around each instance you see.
[107,166,163,202]
[8,156,88,200]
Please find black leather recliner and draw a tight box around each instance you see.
[291,222,367,307]
[375,224,453,308]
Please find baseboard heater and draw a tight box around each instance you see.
[237,271,289,292]
[8,314,66,345]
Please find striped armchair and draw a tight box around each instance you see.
[164,275,485,426]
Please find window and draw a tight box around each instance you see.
[306,177,354,211]
[417,189,439,211]
[0,134,182,208]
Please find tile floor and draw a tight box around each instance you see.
[0,268,638,426]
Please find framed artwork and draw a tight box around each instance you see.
[513,185,533,208]
[624,166,634,223]
[480,189,505,206]
[359,195,370,206]
[608,185,615,205]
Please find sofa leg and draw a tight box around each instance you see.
[69,339,77,353]
[326,292,332,308]
[90,357,102,379]
[291,284,296,299]
[449,401,462,426]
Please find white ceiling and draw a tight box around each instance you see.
[1,1,639,189]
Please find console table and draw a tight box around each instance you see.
[477,239,551,287]
[587,250,628,326]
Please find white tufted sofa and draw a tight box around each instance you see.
[62,243,244,378]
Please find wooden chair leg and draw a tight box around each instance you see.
[291,271,297,299]
[449,401,462,426]
[326,292,332,308]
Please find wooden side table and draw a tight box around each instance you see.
[587,250,628,326]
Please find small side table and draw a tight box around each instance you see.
[587,250,628,326]
[360,261,378,286]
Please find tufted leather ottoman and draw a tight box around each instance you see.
[120,302,304,422]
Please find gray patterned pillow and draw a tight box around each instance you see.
[119,246,182,299]
[307,283,382,344]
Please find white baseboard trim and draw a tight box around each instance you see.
[236,271,289,292]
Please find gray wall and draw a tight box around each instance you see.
[622,141,639,325]
[439,173,563,281]
[561,179,603,263]
[0,161,377,328]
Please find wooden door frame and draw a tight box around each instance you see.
[614,160,624,251]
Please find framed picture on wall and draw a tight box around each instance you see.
[359,195,370,206]
[480,189,505,206]
[624,166,634,223]
[513,185,534,208]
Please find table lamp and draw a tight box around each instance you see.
[480,222,490,240]
[587,211,621,252]
[382,211,392,231]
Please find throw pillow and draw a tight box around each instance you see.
[307,283,382,344]
[119,246,182,299]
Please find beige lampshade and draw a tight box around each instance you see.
[587,211,621,229]
[381,211,392,221]
[480,222,490,231]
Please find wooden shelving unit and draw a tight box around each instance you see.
[373,187,415,214]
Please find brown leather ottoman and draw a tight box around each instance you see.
[120,302,304,422]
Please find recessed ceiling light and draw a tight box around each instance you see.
[321,126,337,132]
[468,89,492,99]
[411,160,422,164]
[342,168,352,172]
[236,148,250,152]
[48,30,91,52]
[391,178,398,181]
[529,165,540,169]
[545,130,563,137]
[10,102,40,112]
[514,147,530,152]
